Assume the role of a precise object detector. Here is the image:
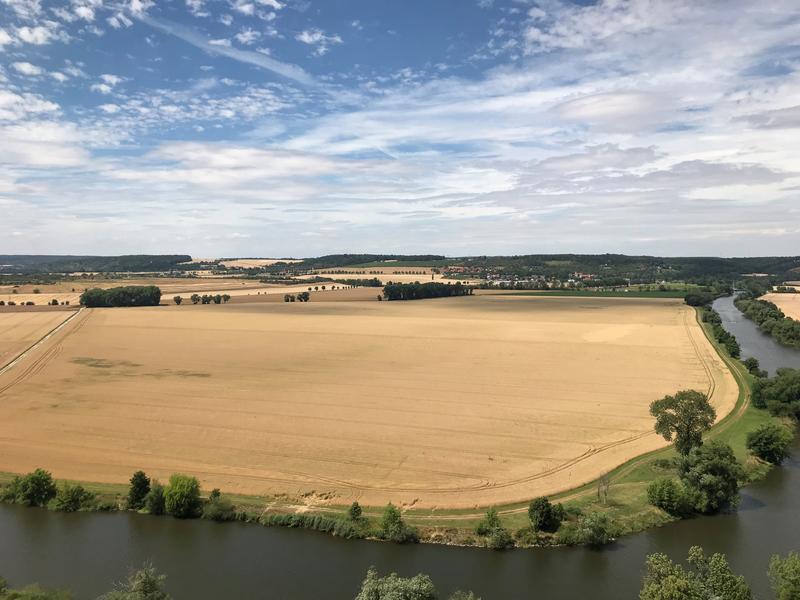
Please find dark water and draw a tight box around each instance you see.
[713,295,800,375]
[1,299,798,600]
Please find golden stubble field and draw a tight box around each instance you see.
[0,310,75,368]
[0,296,738,509]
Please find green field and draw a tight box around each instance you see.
[498,290,688,298]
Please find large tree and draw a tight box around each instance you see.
[650,390,716,455]
[679,440,744,513]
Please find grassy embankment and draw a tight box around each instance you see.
[0,305,787,546]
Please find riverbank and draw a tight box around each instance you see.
[0,300,789,550]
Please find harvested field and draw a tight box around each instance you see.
[763,292,800,320]
[0,296,737,509]
[0,310,74,368]
[219,258,302,268]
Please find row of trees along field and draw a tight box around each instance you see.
[79,286,161,307]
[382,281,473,301]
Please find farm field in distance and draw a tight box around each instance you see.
[0,295,738,509]
[763,292,800,320]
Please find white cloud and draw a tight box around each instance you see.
[295,28,342,56]
[15,23,60,45]
[90,82,113,94]
[50,71,69,82]
[209,38,232,47]
[100,73,122,85]
[1,0,42,20]
[98,103,120,113]
[234,27,260,45]
[11,61,43,76]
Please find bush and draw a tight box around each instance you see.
[527,497,564,532]
[746,423,794,464]
[475,507,513,549]
[646,478,692,516]
[679,440,745,514]
[127,471,151,510]
[144,482,165,516]
[98,563,171,600]
[556,512,614,546]
[380,503,418,543]
[54,483,95,512]
[164,474,201,519]
[202,495,236,522]
[5,468,57,507]
[348,501,363,521]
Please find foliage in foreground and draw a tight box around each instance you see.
[1,469,57,508]
[355,567,479,600]
[97,563,171,600]
[640,546,752,600]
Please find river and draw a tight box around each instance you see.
[0,298,798,600]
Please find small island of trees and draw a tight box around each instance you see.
[80,286,162,308]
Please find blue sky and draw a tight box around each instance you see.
[1,0,799,257]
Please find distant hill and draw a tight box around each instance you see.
[0,255,192,274]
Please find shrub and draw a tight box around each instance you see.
[144,482,165,516]
[475,507,513,549]
[261,513,361,539]
[127,471,151,510]
[54,483,95,512]
[646,478,692,515]
[527,497,564,532]
[6,468,57,507]
[380,503,418,543]
[746,423,794,464]
[348,501,363,521]
[164,474,201,519]
[557,513,614,546]
[679,440,744,514]
[202,495,236,522]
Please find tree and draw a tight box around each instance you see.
[164,474,201,518]
[127,471,151,510]
[7,468,57,507]
[173,296,182,305]
[769,552,800,600]
[752,368,800,418]
[678,440,744,513]
[144,481,165,516]
[54,483,95,512]
[527,497,564,532]
[98,563,172,600]
[222,294,231,303]
[640,546,752,600]
[348,501,362,521]
[190,294,200,305]
[650,390,716,455]
[746,422,793,464]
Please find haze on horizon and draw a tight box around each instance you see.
[1,0,799,258]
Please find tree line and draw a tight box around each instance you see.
[80,286,162,308]
[382,281,473,301]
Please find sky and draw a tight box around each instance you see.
[1,0,799,258]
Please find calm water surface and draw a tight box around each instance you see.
[1,298,797,599]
